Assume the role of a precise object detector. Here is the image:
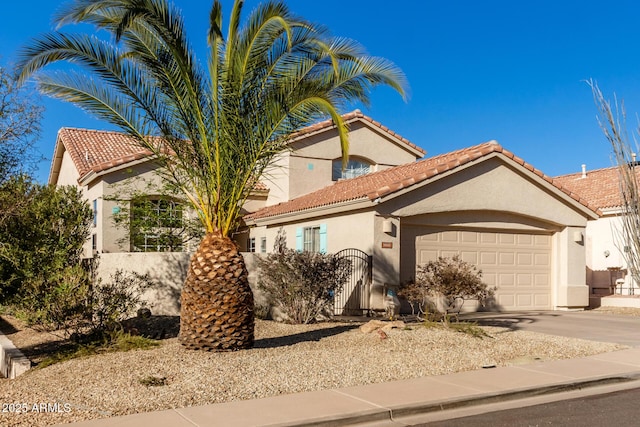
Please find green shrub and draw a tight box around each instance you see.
[0,179,92,301]
[91,269,152,332]
[257,249,351,324]
[14,260,152,337]
[19,264,92,333]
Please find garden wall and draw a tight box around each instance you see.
[96,252,264,316]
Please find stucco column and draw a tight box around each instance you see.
[554,226,589,309]
[370,215,401,311]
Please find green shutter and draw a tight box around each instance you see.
[319,224,327,253]
[296,227,303,251]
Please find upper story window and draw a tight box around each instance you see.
[92,199,98,227]
[332,157,373,181]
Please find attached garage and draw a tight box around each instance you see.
[247,141,601,312]
[411,227,552,310]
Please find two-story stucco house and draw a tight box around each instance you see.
[50,111,599,315]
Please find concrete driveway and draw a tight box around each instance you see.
[460,311,640,347]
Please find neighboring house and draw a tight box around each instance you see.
[50,111,599,315]
[555,165,638,295]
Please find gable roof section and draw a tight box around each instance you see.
[289,110,426,158]
[245,141,599,222]
[50,111,424,185]
[554,166,639,210]
[50,128,154,184]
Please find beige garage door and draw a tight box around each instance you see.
[415,228,552,310]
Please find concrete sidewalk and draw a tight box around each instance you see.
[60,347,640,427]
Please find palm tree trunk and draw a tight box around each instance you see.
[179,232,254,350]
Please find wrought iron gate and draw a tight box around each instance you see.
[334,248,372,315]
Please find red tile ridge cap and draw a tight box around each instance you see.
[246,140,600,221]
[289,110,425,155]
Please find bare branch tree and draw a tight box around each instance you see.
[0,64,44,183]
[590,80,640,290]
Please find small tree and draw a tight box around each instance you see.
[257,243,352,324]
[0,64,43,184]
[399,256,494,322]
[0,180,92,301]
[590,81,640,289]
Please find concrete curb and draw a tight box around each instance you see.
[0,329,31,379]
[278,375,640,426]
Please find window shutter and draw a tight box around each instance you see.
[295,227,303,251]
[319,224,327,253]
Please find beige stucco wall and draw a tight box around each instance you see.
[96,252,268,317]
[96,252,190,315]
[263,121,422,206]
[586,214,626,271]
[263,152,291,206]
[56,151,81,186]
[384,157,590,228]
[585,213,637,294]
[291,121,419,165]
[250,210,376,255]
[553,227,589,308]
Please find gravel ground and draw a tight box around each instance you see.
[0,315,627,427]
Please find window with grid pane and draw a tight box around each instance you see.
[131,198,183,252]
[332,158,372,181]
[303,226,321,252]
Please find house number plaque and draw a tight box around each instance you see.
[381,242,393,249]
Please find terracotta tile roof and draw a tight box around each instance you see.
[290,109,425,156]
[246,141,598,221]
[55,128,269,192]
[554,166,640,210]
[55,110,423,185]
[56,128,154,181]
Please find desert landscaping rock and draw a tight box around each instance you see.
[0,317,626,427]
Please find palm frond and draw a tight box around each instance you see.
[18,0,407,237]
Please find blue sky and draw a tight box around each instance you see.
[3,0,640,183]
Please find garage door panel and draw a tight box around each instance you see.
[441,231,458,242]
[481,233,497,244]
[517,253,533,265]
[460,251,478,264]
[498,273,515,286]
[518,234,533,245]
[534,274,549,287]
[516,274,532,286]
[498,294,515,307]
[535,235,551,246]
[517,294,533,307]
[461,231,478,243]
[534,253,550,266]
[414,228,552,310]
[483,272,497,287]
[418,249,438,264]
[499,252,515,266]
[500,234,516,245]
[480,252,497,265]
[535,294,550,306]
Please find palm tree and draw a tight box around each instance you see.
[17,0,407,351]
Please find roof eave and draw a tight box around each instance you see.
[48,130,67,185]
[78,156,158,186]
[245,198,373,226]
